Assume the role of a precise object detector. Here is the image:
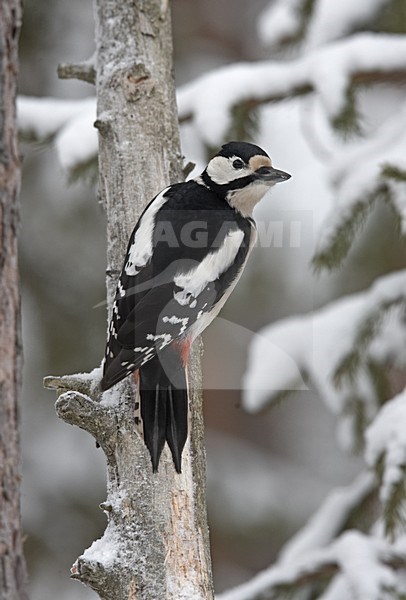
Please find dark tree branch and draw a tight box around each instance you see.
[57,55,96,84]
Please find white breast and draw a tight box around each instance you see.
[187,223,257,340]
[174,228,245,307]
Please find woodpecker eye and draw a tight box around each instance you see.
[232,159,245,170]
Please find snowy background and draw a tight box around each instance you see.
[18,0,406,598]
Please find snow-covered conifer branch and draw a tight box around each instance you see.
[257,0,310,48]
[365,389,406,537]
[219,528,406,600]
[312,186,385,271]
[243,270,406,450]
[17,96,97,177]
[17,35,406,183]
[313,103,406,269]
[303,0,390,49]
[17,96,96,141]
[177,34,406,145]
[258,0,391,50]
[218,471,406,600]
[279,472,375,563]
[333,271,406,387]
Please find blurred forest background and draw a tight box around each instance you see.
[17,0,406,598]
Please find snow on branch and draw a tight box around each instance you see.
[313,102,406,269]
[218,528,405,600]
[217,471,406,600]
[279,472,374,563]
[304,0,390,49]
[17,95,97,176]
[257,0,306,48]
[258,0,390,49]
[243,270,406,450]
[17,34,406,183]
[43,368,120,455]
[321,531,406,600]
[365,389,406,537]
[333,271,406,386]
[177,34,406,146]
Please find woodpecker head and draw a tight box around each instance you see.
[201,141,291,216]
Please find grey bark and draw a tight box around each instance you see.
[45,1,214,598]
[0,1,28,599]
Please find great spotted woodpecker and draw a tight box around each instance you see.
[101,141,290,473]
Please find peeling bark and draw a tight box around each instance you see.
[45,1,213,598]
[0,1,28,599]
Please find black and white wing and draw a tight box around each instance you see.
[101,182,254,390]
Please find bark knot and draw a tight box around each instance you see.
[123,65,155,102]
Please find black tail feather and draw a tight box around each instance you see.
[166,386,188,474]
[139,357,188,473]
[140,383,167,472]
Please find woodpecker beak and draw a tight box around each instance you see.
[255,166,291,183]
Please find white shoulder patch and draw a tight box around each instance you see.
[174,228,244,305]
[125,188,170,276]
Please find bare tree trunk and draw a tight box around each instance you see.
[45,1,214,598]
[0,2,28,599]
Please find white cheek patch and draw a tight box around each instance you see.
[206,156,251,185]
[174,228,244,305]
[125,188,170,276]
